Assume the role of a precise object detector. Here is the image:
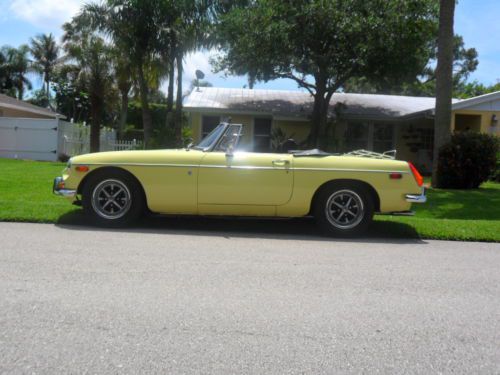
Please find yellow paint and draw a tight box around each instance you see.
[60,148,420,217]
[451,109,500,135]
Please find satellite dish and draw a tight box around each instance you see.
[195,70,205,80]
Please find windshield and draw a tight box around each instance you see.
[192,123,227,150]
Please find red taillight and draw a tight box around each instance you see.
[408,162,423,187]
[75,165,89,172]
[389,173,403,179]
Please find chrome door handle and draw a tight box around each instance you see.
[272,159,290,166]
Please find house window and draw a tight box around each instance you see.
[201,115,221,138]
[373,123,394,153]
[253,118,272,152]
[420,128,434,150]
[343,122,369,151]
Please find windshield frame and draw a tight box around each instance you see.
[190,123,229,151]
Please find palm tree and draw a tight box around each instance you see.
[432,0,456,187]
[165,0,219,145]
[0,45,32,99]
[79,0,170,148]
[62,22,114,152]
[30,34,60,106]
[112,50,133,139]
[8,45,32,100]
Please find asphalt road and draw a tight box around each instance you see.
[1,221,499,374]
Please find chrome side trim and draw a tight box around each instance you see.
[292,167,410,174]
[405,187,427,203]
[74,162,199,168]
[74,162,409,174]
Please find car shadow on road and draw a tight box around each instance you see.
[55,209,426,245]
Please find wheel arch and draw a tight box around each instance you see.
[309,179,381,215]
[77,166,148,208]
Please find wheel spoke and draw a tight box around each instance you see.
[346,209,357,217]
[112,188,124,199]
[332,201,344,209]
[102,200,113,210]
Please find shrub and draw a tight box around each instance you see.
[491,152,500,182]
[436,132,499,189]
[58,153,71,163]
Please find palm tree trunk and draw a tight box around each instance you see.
[432,0,456,187]
[174,51,183,146]
[137,65,153,148]
[165,53,175,131]
[90,94,101,153]
[166,54,175,113]
[118,85,130,139]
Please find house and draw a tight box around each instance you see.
[0,93,62,119]
[0,94,67,161]
[183,87,500,173]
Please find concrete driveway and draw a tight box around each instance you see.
[0,221,499,374]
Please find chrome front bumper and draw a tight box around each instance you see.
[405,187,427,203]
[53,177,77,198]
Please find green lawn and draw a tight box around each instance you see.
[0,158,499,242]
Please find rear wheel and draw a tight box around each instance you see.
[314,182,374,236]
[82,170,144,227]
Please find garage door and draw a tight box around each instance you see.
[0,118,58,161]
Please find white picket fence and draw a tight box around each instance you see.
[59,122,142,157]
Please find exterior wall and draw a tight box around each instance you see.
[395,119,434,174]
[451,109,500,135]
[0,107,54,119]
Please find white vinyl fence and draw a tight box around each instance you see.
[0,118,59,161]
[0,117,142,162]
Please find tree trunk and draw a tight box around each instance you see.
[166,54,175,113]
[118,85,130,139]
[174,51,183,146]
[45,76,50,105]
[89,95,101,153]
[432,0,456,187]
[137,65,153,148]
[308,85,330,149]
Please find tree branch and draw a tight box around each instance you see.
[277,73,316,95]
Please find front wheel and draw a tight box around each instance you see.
[314,183,374,237]
[82,170,145,227]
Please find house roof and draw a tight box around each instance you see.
[183,87,446,121]
[0,94,63,119]
[450,90,500,111]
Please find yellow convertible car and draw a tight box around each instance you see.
[53,122,426,235]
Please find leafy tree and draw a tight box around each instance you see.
[30,34,60,106]
[215,0,439,148]
[454,80,500,99]
[345,35,478,96]
[51,64,91,124]
[433,0,456,187]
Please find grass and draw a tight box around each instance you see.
[0,158,499,242]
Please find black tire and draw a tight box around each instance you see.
[313,182,374,237]
[82,169,145,227]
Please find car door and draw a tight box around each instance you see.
[198,151,294,206]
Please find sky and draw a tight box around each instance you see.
[0,0,499,95]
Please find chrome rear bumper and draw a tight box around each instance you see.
[405,187,427,203]
[53,177,77,198]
